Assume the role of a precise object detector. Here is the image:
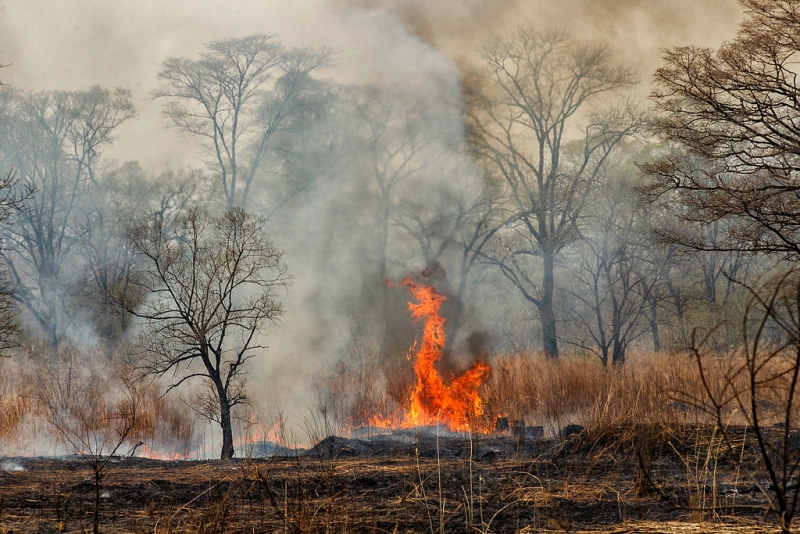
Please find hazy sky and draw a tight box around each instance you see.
[0,0,743,173]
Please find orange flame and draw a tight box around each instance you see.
[233,417,288,450]
[399,277,490,431]
[137,443,190,461]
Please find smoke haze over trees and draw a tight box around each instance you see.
[3,0,799,458]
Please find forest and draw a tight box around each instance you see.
[2,0,800,532]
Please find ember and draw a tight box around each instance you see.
[394,277,490,431]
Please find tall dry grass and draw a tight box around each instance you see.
[481,351,706,437]
[0,357,34,441]
[1,342,789,456]
[481,348,800,438]
[313,345,790,437]
[316,346,730,436]
[314,347,401,433]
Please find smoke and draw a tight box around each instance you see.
[0,460,23,471]
[228,0,744,430]
[0,0,745,446]
[334,0,520,53]
[0,0,742,172]
[249,9,473,418]
[334,0,743,88]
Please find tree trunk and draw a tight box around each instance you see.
[540,251,559,359]
[611,309,625,366]
[648,296,661,352]
[702,263,717,303]
[44,283,59,350]
[94,469,101,534]
[377,202,392,356]
[217,386,235,460]
[666,279,685,320]
[611,338,625,366]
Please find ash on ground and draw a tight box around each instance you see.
[286,422,580,461]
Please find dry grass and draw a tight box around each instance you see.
[0,346,795,532]
[480,348,800,436]
[0,451,776,533]
[0,347,195,457]
[315,347,730,437]
[314,347,401,433]
[0,358,34,440]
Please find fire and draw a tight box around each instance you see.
[233,417,288,450]
[397,277,490,431]
[367,413,400,429]
[137,443,190,461]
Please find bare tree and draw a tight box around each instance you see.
[565,165,664,365]
[259,78,344,223]
[679,268,800,533]
[74,162,197,344]
[36,349,140,534]
[349,87,438,287]
[0,169,29,351]
[393,155,501,340]
[641,0,800,258]
[337,85,443,373]
[0,86,135,347]
[154,34,330,210]
[466,28,641,358]
[126,207,288,459]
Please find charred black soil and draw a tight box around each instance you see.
[0,426,786,533]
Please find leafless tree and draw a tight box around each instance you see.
[337,85,445,374]
[0,86,135,347]
[565,165,665,365]
[393,155,501,341]
[349,87,438,287]
[641,0,800,258]
[259,78,344,223]
[0,169,29,351]
[466,28,641,358]
[126,207,288,459]
[154,34,330,210]
[36,349,140,534]
[680,268,800,533]
[73,162,197,344]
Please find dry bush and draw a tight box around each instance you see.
[128,383,195,456]
[313,344,741,440]
[669,348,797,427]
[0,345,196,457]
[29,347,139,457]
[480,350,750,517]
[675,269,800,532]
[313,347,400,432]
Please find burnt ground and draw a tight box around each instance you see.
[0,426,789,533]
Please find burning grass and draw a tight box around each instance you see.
[319,346,763,442]
[317,278,754,441]
[390,278,490,431]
